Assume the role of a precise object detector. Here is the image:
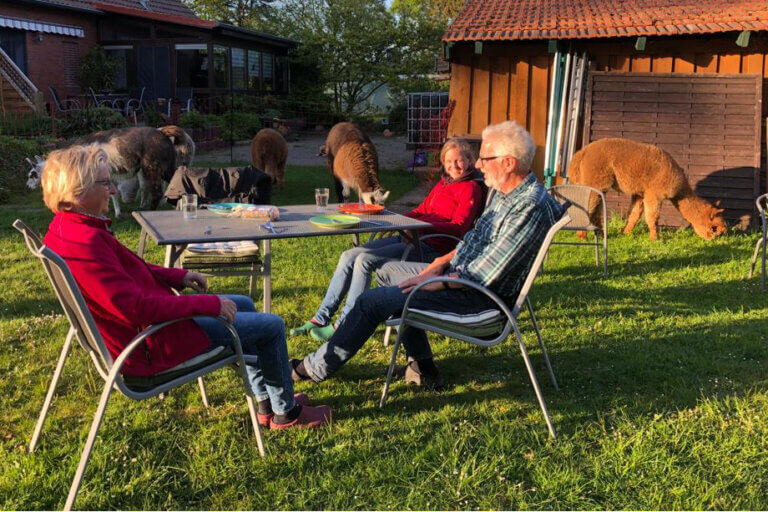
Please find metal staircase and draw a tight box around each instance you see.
[0,45,38,112]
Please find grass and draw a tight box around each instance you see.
[1,166,767,509]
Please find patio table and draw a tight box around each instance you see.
[133,204,433,312]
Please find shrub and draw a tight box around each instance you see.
[0,136,47,203]
[143,109,164,128]
[57,107,127,138]
[77,47,119,92]
[178,110,210,130]
[0,113,54,138]
[217,112,261,142]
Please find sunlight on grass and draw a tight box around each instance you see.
[1,173,767,509]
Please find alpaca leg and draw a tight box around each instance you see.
[623,195,644,235]
[642,195,661,241]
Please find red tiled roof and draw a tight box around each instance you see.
[444,0,768,42]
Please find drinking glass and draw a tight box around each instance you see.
[315,188,329,212]
[182,193,198,219]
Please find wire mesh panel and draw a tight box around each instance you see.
[407,92,449,148]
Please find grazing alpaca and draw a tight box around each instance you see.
[323,122,389,204]
[568,138,727,241]
[250,128,288,188]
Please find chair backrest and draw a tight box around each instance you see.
[88,87,99,106]
[13,219,115,374]
[757,193,768,232]
[550,184,604,229]
[511,212,572,317]
[48,86,63,110]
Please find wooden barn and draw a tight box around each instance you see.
[444,0,768,227]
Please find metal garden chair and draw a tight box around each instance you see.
[749,193,767,291]
[550,184,607,277]
[13,219,265,511]
[48,86,81,115]
[378,213,572,440]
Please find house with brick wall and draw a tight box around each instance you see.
[0,0,295,114]
[444,0,768,227]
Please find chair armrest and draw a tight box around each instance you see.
[110,315,238,375]
[65,98,82,110]
[401,233,462,261]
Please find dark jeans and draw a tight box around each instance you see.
[303,264,496,382]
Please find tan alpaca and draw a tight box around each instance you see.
[324,122,389,204]
[568,138,727,241]
[250,128,288,188]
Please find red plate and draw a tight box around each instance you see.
[337,203,386,214]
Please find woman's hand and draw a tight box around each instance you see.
[182,271,208,293]
[218,296,237,324]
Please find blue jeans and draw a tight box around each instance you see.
[194,295,295,414]
[312,236,439,327]
[303,265,496,382]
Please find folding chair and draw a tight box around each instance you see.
[379,213,572,440]
[87,88,118,111]
[550,184,607,277]
[120,86,145,117]
[749,193,767,291]
[13,219,265,511]
[48,86,81,115]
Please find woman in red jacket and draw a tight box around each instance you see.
[292,138,486,342]
[41,145,330,429]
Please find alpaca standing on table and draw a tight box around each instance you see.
[568,137,727,241]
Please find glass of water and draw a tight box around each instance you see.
[182,193,198,219]
[315,188,329,212]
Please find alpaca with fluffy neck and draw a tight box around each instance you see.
[568,138,727,241]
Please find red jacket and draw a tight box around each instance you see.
[405,172,485,254]
[44,212,219,376]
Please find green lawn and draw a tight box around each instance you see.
[1,166,766,509]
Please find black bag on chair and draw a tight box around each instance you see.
[165,165,272,206]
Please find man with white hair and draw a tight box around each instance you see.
[292,121,565,387]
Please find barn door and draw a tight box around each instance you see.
[137,45,171,101]
[582,72,762,228]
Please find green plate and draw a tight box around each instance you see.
[309,214,361,229]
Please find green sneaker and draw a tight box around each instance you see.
[290,321,319,337]
[310,324,336,342]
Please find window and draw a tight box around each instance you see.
[231,47,245,89]
[62,41,79,88]
[247,49,260,89]
[213,45,229,88]
[0,29,26,74]
[104,46,134,91]
[262,52,273,91]
[175,44,208,88]
[101,23,150,41]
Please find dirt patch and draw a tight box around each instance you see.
[197,132,412,170]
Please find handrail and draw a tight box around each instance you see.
[0,45,38,110]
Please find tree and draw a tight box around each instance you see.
[182,0,275,26]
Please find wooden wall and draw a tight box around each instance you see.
[447,35,768,181]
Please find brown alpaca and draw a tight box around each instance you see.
[568,138,727,241]
[324,122,389,204]
[250,128,288,188]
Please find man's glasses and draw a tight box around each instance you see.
[477,155,503,163]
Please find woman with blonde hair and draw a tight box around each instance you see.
[291,138,486,343]
[41,144,330,429]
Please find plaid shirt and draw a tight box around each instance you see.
[450,173,564,302]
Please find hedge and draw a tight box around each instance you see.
[0,136,47,204]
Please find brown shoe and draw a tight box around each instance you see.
[404,360,444,390]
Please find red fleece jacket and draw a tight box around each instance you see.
[405,174,485,254]
[43,212,220,376]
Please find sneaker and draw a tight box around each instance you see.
[310,324,336,342]
[289,320,323,337]
[404,360,444,390]
[269,404,332,430]
[257,393,310,428]
[290,358,312,382]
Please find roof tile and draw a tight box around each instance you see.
[444,0,768,42]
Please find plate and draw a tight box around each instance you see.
[337,203,386,215]
[309,214,361,229]
[207,203,276,215]
[207,203,253,214]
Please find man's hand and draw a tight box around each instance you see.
[182,271,208,293]
[218,296,237,324]
[399,274,445,294]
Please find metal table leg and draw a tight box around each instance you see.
[262,239,271,313]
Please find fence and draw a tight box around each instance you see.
[407,92,450,149]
